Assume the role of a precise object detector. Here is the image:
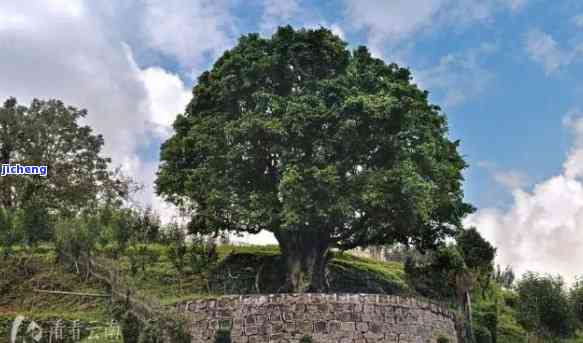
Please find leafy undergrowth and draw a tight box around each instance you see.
[105,244,411,306]
[0,246,120,342]
[472,287,526,343]
[472,284,583,343]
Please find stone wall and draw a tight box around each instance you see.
[176,293,458,343]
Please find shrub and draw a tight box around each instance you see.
[190,235,219,274]
[516,272,577,339]
[437,336,449,343]
[570,276,583,326]
[0,208,23,257]
[481,311,498,343]
[138,319,162,343]
[165,222,187,273]
[120,311,141,343]
[300,335,314,343]
[474,326,493,343]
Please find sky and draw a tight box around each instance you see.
[2,0,583,283]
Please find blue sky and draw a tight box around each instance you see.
[127,0,582,209]
[2,0,583,282]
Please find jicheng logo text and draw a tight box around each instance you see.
[1,164,48,177]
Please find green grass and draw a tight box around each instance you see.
[103,243,412,305]
[330,251,408,289]
[12,243,583,342]
[0,247,121,342]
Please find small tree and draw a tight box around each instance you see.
[493,265,515,289]
[516,272,576,340]
[456,227,496,286]
[165,222,188,274]
[20,204,52,247]
[0,207,23,258]
[190,235,219,274]
[570,276,583,327]
[110,208,136,258]
[0,98,121,216]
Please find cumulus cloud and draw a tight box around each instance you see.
[415,43,497,108]
[573,14,583,28]
[465,109,583,284]
[477,161,530,190]
[524,29,571,74]
[141,0,236,77]
[138,66,192,139]
[260,0,301,35]
[258,0,345,42]
[343,0,527,55]
[524,28,583,75]
[0,0,196,222]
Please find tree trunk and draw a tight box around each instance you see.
[464,290,474,342]
[274,230,330,293]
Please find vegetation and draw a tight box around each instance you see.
[156,25,474,292]
[2,26,583,343]
[0,246,121,342]
[516,273,577,340]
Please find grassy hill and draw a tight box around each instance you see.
[0,246,121,342]
[3,243,581,343]
[108,244,411,305]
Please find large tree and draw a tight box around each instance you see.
[0,98,126,244]
[156,26,474,292]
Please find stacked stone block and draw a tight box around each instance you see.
[176,294,458,343]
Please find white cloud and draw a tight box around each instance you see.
[416,43,497,108]
[477,161,530,190]
[492,170,530,190]
[142,0,236,77]
[465,109,583,284]
[343,0,528,56]
[573,14,583,28]
[258,0,346,44]
[524,29,573,74]
[138,67,191,138]
[0,0,199,223]
[344,0,443,54]
[260,0,301,35]
[508,0,528,11]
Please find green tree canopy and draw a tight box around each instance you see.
[156,26,474,292]
[516,272,577,340]
[0,97,130,246]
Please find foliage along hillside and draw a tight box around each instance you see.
[4,243,583,343]
[0,246,122,342]
[112,243,583,343]
[107,244,411,306]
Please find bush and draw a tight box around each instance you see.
[474,326,493,343]
[300,335,314,343]
[437,336,449,343]
[570,276,583,326]
[516,272,577,339]
[0,208,23,257]
[190,235,219,274]
[138,319,162,343]
[120,311,141,343]
[165,222,187,273]
[481,311,498,343]
[54,215,97,260]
